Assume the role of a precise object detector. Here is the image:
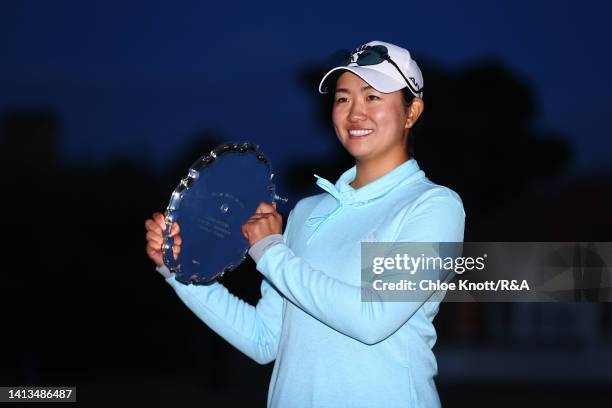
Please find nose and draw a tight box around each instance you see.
[348,98,366,122]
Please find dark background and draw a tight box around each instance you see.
[1,1,611,407]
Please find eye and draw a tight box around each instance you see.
[335,96,348,103]
[367,94,381,101]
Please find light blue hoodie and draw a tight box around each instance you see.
[160,159,465,407]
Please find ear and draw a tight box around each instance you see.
[404,97,424,129]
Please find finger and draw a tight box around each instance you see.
[145,244,158,259]
[146,241,162,255]
[170,222,181,236]
[246,214,269,221]
[146,230,164,246]
[153,212,166,231]
[271,201,277,209]
[257,202,276,214]
[145,219,162,235]
[243,215,266,225]
[173,234,182,246]
[245,215,271,224]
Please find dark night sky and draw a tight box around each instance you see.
[1,0,611,174]
[2,4,612,404]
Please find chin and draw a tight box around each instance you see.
[349,150,379,163]
[342,144,371,160]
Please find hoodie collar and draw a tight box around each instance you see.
[314,159,423,206]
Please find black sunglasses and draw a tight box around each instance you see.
[331,45,422,96]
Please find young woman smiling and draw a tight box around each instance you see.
[331,72,423,188]
[145,40,465,407]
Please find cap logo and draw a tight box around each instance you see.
[351,44,369,55]
[348,45,370,64]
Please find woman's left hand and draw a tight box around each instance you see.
[241,202,283,247]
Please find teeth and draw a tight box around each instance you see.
[349,129,373,136]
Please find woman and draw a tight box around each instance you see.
[145,40,465,407]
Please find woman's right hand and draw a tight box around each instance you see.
[145,212,181,267]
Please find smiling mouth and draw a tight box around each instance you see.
[348,129,373,137]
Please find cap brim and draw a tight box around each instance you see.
[318,66,406,94]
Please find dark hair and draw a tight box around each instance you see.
[401,88,415,107]
[401,88,422,158]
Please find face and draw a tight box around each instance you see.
[332,71,415,165]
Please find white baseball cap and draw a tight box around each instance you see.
[318,40,424,98]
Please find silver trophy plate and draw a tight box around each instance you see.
[162,142,279,284]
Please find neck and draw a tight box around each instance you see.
[351,154,410,189]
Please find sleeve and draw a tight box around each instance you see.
[165,275,283,364]
[161,219,293,365]
[254,193,465,345]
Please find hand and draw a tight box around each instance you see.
[241,202,282,247]
[144,212,181,267]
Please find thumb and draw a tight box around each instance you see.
[257,201,276,214]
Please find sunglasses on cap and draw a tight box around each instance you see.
[333,45,423,97]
